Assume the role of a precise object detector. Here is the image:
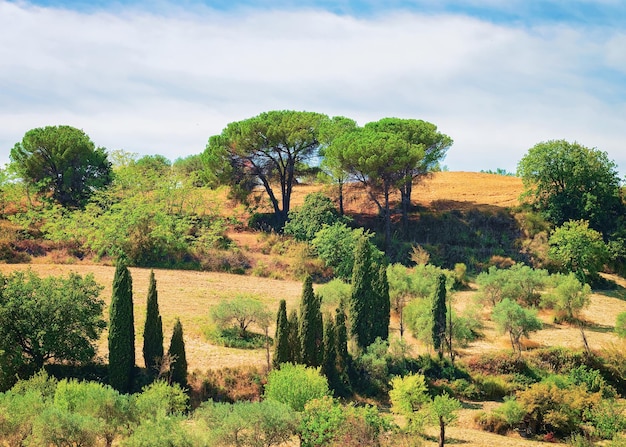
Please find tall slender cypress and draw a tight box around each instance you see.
[299,275,323,367]
[287,309,301,364]
[273,300,290,368]
[168,318,188,388]
[334,299,352,396]
[373,263,391,342]
[432,274,447,359]
[350,237,375,350]
[108,257,135,393]
[322,312,340,393]
[143,270,163,375]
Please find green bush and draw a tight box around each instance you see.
[300,396,392,447]
[283,192,345,242]
[195,399,298,447]
[586,399,626,440]
[205,327,268,349]
[616,312,626,338]
[264,363,330,412]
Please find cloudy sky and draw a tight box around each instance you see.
[2,0,625,177]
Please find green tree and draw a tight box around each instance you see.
[311,223,381,281]
[549,273,591,321]
[372,263,390,342]
[0,270,105,371]
[318,116,359,215]
[53,379,132,447]
[517,139,624,234]
[143,270,164,375]
[492,298,542,353]
[549,219,610,284]
[364,118,453,231]
[300,276,324,367]
[211,295,269,339]
[10,125,112,208]
[334,300,352,396]
[432,274,447,359]
[350,236,377,350]
[287,309,301,364]
[203,110,329,226]
[389,373,430,432]
[321,313,340,393]
[428,393,462,447]
[325,126,424,249]
[168,318,188,389]
[387,263,415,339]
[283,192,344,242]
[195,399,298,447]
[264,363,330,412]
[108,258,136,393]
[273,300,290,368]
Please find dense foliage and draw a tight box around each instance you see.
[10,125,112,208]
[108,258,136,393]
[0,270,105,386]
[517,139,624,235]
[143,270,164,375]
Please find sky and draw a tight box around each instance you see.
[1,0,626,178]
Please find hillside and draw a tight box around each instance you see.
[2,172,625,446]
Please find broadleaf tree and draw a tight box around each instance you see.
[202,110,329,226]
[0,270,105,372]
[517,139,624,235]
[10,125,112,208]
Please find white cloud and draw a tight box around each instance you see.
[1,1,625,179]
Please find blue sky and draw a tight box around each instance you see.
[2,0,626,178]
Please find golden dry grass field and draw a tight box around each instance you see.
[2,172,625,447]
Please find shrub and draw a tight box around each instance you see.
[616,312,626,338]
[516,381,600,438]
[195,399,298,447]
[264,363,330,412]
[300,396,392,447]
[389,373,430,432]
[190,366,263,405]
[586,399,626,440]
[284,192,345,242]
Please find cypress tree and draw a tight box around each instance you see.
[373,263,391,342]
[108,257,135,393]
[299,275,323,367]
[334,299,352,396]
[273,300,290,368]
[142,270,163,375]
[350,236,375,350]
[432,274,447,360]
[322,312,340,394]
[168,318,188,388]
[287,309,300,364]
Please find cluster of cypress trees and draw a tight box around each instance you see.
[108,260,188,393]
[273,235,390,395]
[273,275,352,395]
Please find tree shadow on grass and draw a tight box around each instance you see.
[585,322,615,334]
[422,434,469,445]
